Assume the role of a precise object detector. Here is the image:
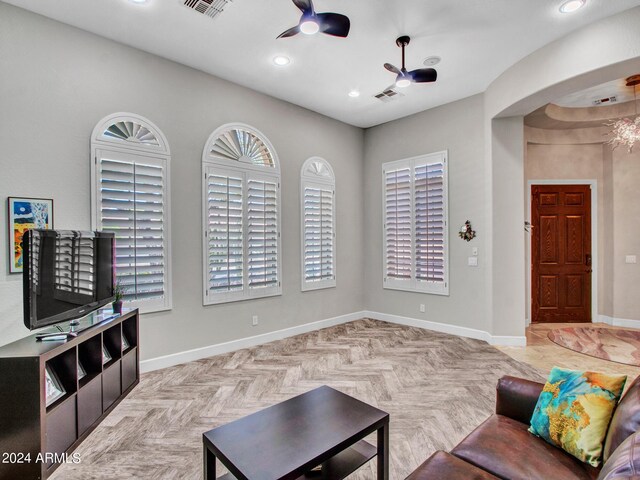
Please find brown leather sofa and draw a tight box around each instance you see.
[407,375,640,480]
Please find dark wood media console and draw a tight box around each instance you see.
[0,308,139,480]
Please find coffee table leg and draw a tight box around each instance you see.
[204,444,216,480]
[377,421,389,480]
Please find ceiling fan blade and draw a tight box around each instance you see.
[409,68,438,83]
[277,25,301,39]
[292,0,313,14]
[384,63,401,75]
[317,12,350,37]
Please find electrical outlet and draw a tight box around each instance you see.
[626,255,637,264]
[419,304,426,313]
[252,315,259,326]
[468,257,478,267]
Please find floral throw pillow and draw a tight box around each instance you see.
[529,367,627,467]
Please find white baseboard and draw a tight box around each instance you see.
[141,309,528,372]
[140,311,366,373]
[599,315,640,329]
[599,315,614,325]
[362,311,527,347]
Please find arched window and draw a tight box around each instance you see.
[202,123,281,304]
[91,113,172,313]
[301,157,336,291]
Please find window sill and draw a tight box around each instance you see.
[203,290,282,306]
[301,282,337,292]
[383,284,449,296]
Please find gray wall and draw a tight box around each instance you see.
[612,146,640,321]
[363,95,490,333]
[0,3,365,359]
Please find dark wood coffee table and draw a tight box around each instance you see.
[203,385,390,480]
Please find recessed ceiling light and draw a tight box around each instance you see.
[559,0,585,13]
[129,0,149,4]
[273,56,291,66]
[423,56,442,67]
[348,90,360,98]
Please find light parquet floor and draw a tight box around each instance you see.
[50,319,544,480]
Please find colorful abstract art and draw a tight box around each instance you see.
[8,197,53,273]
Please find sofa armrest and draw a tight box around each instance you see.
[495,376,544,425]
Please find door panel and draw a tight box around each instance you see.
[532,185,592,323]
[540,276,559,308]
[540,216,559,264]
[566,216,584,264]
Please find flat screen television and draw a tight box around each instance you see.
[23,229,116,330]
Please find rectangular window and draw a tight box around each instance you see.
[204,166,281,304]
[383,151,449,295]
[93,150,171,313]
[302,184,335,290]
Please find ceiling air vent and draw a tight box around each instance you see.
[374,88,404,103]
[593,96,617,106]
[183,0,233,20]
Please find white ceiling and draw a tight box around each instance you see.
[5,0,640,128]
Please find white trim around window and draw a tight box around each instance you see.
[202,123,282,305]
[382,151,449,296]
[90,112,172,314]
[300,157,336,291]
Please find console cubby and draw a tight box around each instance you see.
[122,316,138,353]
[78,334,102,388]
[0,308,139,480]
[45,347,77,411]
[103,325,122,368]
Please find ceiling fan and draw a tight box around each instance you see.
[277,0,350,39]
[384,36,437,88]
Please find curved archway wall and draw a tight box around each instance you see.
[485,6,640,338]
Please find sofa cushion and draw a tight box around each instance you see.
[451,414,600,480]
[528,367,626,467]
[406,451,499,480]
[603,375,640,462]
[598,431,640,480]
[495,375,545,425]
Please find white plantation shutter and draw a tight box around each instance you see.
[247,178,279,292]
[96,154,169,307]
[302,186,335,285]
[384,167,412,286]
[415,162,446,287]
[91,113,172,314]
[383,151,448,295]
[206,171,244,293]
[301,158,336,291]
[203,123,281,305]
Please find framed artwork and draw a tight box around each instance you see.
[45,365,66,407]
[122,334,130,351]
[8,197,54,273]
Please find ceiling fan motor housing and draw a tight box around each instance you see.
[396,36,411,47]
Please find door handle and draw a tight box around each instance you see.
[585,254,592,266]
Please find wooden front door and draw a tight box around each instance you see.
[531,185,592,323]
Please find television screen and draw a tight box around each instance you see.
[23,230,115,330]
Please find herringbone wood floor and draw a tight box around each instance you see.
[50,319,544,480]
